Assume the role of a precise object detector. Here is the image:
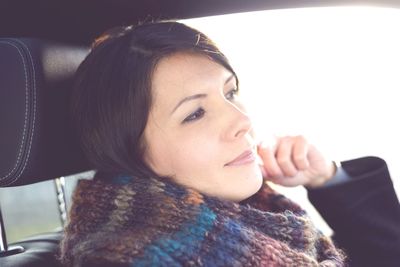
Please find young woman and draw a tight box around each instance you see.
[60,21,400,267]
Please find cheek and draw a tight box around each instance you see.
[173,134,222,179]
[143,121,173,175]
[177,137,220,170]
[146,127,222,178]
[143,138,170,175]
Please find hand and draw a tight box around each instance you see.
[257,135,337,188]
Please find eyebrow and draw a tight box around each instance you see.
[171,74,235,114]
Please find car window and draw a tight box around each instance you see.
[0,172,92,243]
[182,6,400,234]
[0,181,61,243]
[183,6,400,193]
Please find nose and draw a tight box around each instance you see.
[222,103,253,142]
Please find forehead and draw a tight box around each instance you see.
[151,53,233,102]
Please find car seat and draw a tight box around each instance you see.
[0,38,90,267]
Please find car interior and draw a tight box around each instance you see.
[1,1,399,266]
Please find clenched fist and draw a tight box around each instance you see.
[257,135,337,188]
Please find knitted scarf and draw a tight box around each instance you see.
[60,173,346,267]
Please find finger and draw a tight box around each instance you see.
[256,153,268,177]
[292,135,309,170]
[259,165,268,178]
[276,137,298,177]
[257,142,283,178]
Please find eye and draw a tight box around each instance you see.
[225,88,239,101]
[182,108,205,123]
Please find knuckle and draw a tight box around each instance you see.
[266,167,279,177]
[293,154,305,163]
[277,156,290,166]
[282,136,293,143]
[295,135,307,143]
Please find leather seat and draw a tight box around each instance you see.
[2,232,63,267]
[0,38,90,266]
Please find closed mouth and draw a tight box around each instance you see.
[225,150,256,166]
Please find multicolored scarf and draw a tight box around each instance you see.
[60,173,346,266]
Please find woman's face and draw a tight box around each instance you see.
[143,53,263,202]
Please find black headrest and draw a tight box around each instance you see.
[0,38,91,187]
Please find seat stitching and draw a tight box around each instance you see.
[4,39,37,186]
[0,40,29,183]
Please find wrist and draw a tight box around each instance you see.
[306,160,339,189]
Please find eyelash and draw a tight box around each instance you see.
[225,88,239,101]
[183,108,205,123]
[182,88,239,124]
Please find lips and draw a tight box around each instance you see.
[225,150,256,166]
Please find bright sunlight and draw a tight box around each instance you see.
[183,7,400,234]
[183,6,400,194]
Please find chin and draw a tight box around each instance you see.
[234,171,264,202]
[249,173,264,195]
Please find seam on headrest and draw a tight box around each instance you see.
[1,39,36,185]
[0,40,29,184]
[8,39,37,185]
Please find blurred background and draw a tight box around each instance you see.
[185,6,400,234]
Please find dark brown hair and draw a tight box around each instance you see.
[71,21,237,179]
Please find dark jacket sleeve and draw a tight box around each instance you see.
[307,156,400,267]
